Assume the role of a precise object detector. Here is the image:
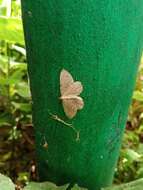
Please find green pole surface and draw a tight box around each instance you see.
[21,1,143,190]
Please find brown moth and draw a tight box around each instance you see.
[60,69,84,119]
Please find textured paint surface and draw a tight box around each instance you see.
[21,1,143,190]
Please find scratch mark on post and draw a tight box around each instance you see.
[48,111,80,141]
[107,111,122,155]
[50,113,72,127]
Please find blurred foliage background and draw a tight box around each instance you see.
[0,0,143,188]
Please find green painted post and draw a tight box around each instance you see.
[21,1,143,190]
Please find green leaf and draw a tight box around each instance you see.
[0,152,12,162]
[71,184,87,190]
[0,6,6,16]
[102,178,143,190]
[0,113,13,127]
[12,44,26,56]
[12,102,31,112]
[10,62,27,71]
[0,16,24,44]
[15,82,31,98]
[125,148,141,162]
[137,167,143,178]
[0,55,8,73]
[24,182,87,190]
[24,182,69,190]
[17,172,30,182]
[133,91,143,102]
[0,173,15,190]
[0,69,24,85]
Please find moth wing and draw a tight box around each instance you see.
[74,97,84,110]
[63,81,83,96]
[60,69,74,95]
[62,97,84,119]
